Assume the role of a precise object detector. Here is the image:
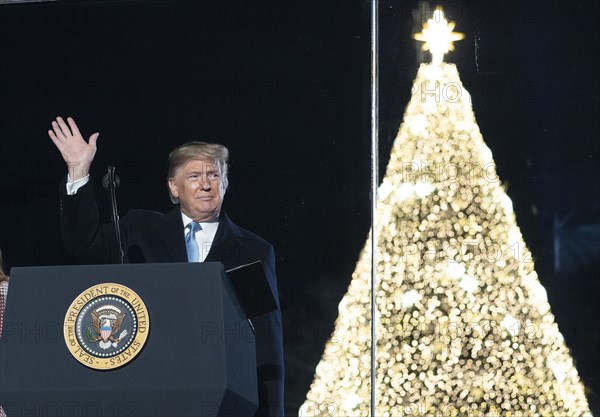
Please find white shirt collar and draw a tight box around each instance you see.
[180,211,219,228]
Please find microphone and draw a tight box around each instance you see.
[103,166,125,264]
[102,171,121,190]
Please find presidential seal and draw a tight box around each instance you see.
[64,283,150,370]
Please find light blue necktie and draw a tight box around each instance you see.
[185,222,201,262]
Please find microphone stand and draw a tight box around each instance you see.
[103,166,124,264]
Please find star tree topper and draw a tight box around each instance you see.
[414,8,464,65]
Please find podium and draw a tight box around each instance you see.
[0,262,258,417]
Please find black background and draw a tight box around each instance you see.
[0,0,598,415]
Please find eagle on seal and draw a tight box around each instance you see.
[91,310,125,344]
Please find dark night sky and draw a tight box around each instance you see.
[0,1,598,415]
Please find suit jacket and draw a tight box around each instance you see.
[60,180,284,417]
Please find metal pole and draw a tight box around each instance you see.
[370,0,379,415]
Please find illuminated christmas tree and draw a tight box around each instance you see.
[300,9,592,417]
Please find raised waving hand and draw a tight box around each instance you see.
[48,116,99,181]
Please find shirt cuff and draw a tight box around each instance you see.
[66,175,90,195]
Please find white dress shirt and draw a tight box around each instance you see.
[66,174,90,195]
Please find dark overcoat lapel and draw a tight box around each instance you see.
[152,207,188,262]
[205,214,245,270]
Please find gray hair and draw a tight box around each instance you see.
[167,141,229,204]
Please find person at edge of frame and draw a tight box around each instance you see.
[0,248,9,417]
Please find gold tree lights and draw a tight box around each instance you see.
[300,9,592,417]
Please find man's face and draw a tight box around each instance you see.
[168,159,225,222]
